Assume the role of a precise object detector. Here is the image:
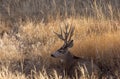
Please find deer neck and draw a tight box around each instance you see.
[61,51,78,66]
[65,51,73,61]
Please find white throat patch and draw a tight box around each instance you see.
[60,59,64,63]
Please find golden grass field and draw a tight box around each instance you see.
[0,0,120,79]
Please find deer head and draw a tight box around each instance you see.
[51,24,75,59]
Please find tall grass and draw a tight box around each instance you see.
[0,0,120,79]
[0,0,120,22]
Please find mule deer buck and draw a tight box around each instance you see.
[51,24,101,78]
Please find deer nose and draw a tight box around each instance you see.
[51,54,55,57]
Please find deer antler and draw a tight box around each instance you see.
[54,26,64,40]
[54,24,74,44]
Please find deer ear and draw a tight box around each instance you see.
[68,40,74,48]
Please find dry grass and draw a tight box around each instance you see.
[0,18,119,79]
[0,0,120,79]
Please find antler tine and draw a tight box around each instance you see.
[54,24,74,43]
[54,26,64,40]
[68,25,75,42]
[64,24,69,42]
[65,24,69,33]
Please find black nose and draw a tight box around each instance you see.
[51,54,55,57]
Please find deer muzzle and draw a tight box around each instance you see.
[51,51,61,58]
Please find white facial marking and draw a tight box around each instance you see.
[53,51,61,57]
